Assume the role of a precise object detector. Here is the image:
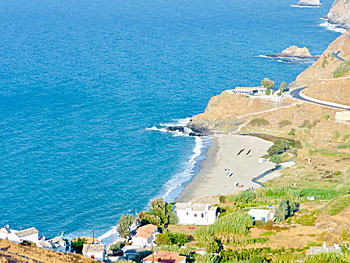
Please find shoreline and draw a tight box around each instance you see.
[176,134,276,204]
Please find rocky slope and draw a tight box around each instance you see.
[0,239,97,263]
[296,0,322,7]
[325,0,350,29]
[295,30,350,104]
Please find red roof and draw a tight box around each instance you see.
[135,224,158,240]
[143,251,186,263]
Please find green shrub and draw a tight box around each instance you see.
[156,232,190,246]
[250,118,270,127]
[261,78,275,89]
[279,120,292,128]
[333,61,350,78]
[288,128,295,136]
[295,214,318,226]
[328,195,350,215]
[270,154,281,163]
[267,139,294,156]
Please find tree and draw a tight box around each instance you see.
[270,154,281,164]
[117,214,135,239]
[261,78,274,89]
[71,237,86,254]
[143,198,177,229]
[110,241,125,255]
[280,81,287,93]
[275,199,296,222]
[265,89,272,96]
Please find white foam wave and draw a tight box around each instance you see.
[320,21,347,33]
[160,117,192,127]
[158,136,212,203]
[291,4,321,8]
[145,126,167,132]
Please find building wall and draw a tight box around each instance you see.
[176,210,217,225]
[84,251,105,261]
[0,232,21,243]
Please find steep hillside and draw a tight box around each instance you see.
[0,239,97,263]
[296,30,350,84]
[326,0,350,29]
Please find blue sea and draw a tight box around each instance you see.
[0,0,340,240]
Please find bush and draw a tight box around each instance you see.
[333,61,350,78]
[328,195,350,215]
[270,154,281,163]
[267,139,294,156]
[110,242,125,255]
[156,232,190,246]
[288,128,295,136]
[279,120,291,128]
[250,118,269,127]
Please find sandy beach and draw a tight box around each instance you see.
[176,134,276,204]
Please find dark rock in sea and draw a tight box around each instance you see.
[166,125,210,136]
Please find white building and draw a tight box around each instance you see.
[174,203,219,225]
[308,242,342,255]
[233,87,267,96]
[131,224,158,248]
[335,111,350,123]
[0,225,40,246]
[82,243,106,261]
[248,209,274,222]
[142,251,186,263]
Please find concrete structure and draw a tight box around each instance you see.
[131,224,158,248]
[0,225,40,246]
[248,209,274,222]
[335,111,350,123]
[142,251,186,263]
[82,243,106,261]
[234,87,267,96]
[308,242,342,255]
[122,245,146,261]
[175,203,219,225]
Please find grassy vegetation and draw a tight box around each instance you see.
[333,60,350,78]
[328,195,350,215]
[250,118,270,127]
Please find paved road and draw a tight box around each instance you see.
[331,50,346,62]
[290,87,350,110]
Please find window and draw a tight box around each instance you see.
[194,214,197,217]
[201,213,204,218]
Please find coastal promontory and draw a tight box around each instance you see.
[325,0,350,29]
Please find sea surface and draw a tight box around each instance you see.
[0,0,341,239]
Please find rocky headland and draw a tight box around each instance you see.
[267,46,316,58]
[324,0,350,29]
[296,0,322,7]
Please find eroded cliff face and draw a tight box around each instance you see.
[326,0,350,28]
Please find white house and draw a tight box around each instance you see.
[308,242,342,255]
[248,209,274,222]
[335,111,350,123]
[82,243,106,261]
[0,225,40,246]
[142,251,186,263]
[234,87,267,96]
[131,224,158,248]
[175,203,219,225]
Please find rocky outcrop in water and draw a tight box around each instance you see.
[296,0,322,7]
[325,0,350,29]
[268,46,315,58]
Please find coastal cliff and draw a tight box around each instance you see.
[325,0,350,29]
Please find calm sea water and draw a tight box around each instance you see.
[0,0,340,238]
